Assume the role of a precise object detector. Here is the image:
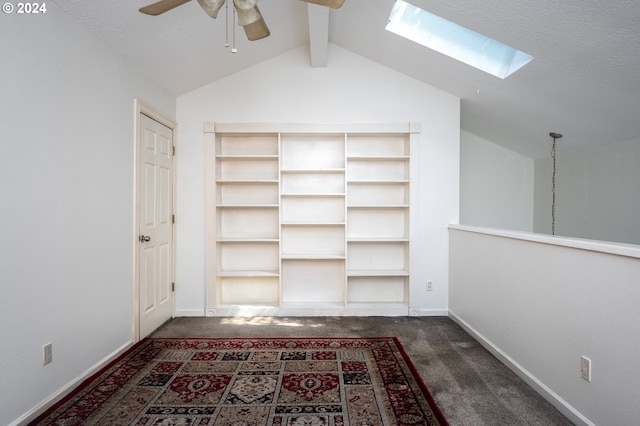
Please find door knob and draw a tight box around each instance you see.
[139,235,151,242]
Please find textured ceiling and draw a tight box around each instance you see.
[49,0,640,159]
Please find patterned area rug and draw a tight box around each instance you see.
[31,337,448,425]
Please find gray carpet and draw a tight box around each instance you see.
[152,316,573,426]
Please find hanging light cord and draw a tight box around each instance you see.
[232,5,237,53]
[549,132,562,235]
[224,0,229,48]
[224,1,237,53]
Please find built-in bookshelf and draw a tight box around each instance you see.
[346,133,410,309]
[205,122,418,315]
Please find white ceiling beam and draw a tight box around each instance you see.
[307,4,330,67]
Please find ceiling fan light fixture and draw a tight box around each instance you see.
[139,0,276,43]
[196,0,225,19]
[299,0,345,8]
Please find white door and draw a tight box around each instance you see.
[139,113,174,338]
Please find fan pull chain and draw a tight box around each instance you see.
[223,1,237,53]
[231,5,237,53]
[224,0,230,48]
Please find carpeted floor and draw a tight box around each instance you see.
[151,316,574,426]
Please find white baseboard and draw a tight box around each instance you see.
[11,340,135,426]
[448,310,594,426]
[417,308,449,316]
[175,309,206,317]
[176,307,449,317]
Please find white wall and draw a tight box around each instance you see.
[175,44,460,317]
[449,225,640,426]
[0,5,175,425]
[534,138,640,244]
[460,131,534,231]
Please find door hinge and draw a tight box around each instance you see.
[172,214,175,224]
[172,146,176,156]
[172,282,175,292]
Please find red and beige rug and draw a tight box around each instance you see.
[31,337,448,425]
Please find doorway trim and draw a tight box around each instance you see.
[133,99,177,343]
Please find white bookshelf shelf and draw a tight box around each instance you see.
[217,270,280,277]
[281,193,345,197]
[347,237,409,242]
[217,204,279,208]
[216,238,279,242]
[347,270,409,276]
[281,168,346,173]
[216,179,279,183]
[281,254,347,260]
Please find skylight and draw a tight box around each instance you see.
[385,0,533,79]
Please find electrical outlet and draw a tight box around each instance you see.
[426,280,433,291]
[580,356,591,382]
[43,343,53,366]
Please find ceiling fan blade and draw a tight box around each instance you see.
[139,0,192,15]
[299,0,345,8]
[233,0,260,26]
[242,8,270,41]
[196,0,225,19]
[233,1,269,41]
[233,0,262,27]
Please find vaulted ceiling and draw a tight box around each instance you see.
[50,0,640,159]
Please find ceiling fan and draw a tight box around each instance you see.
[139,0,346,41]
